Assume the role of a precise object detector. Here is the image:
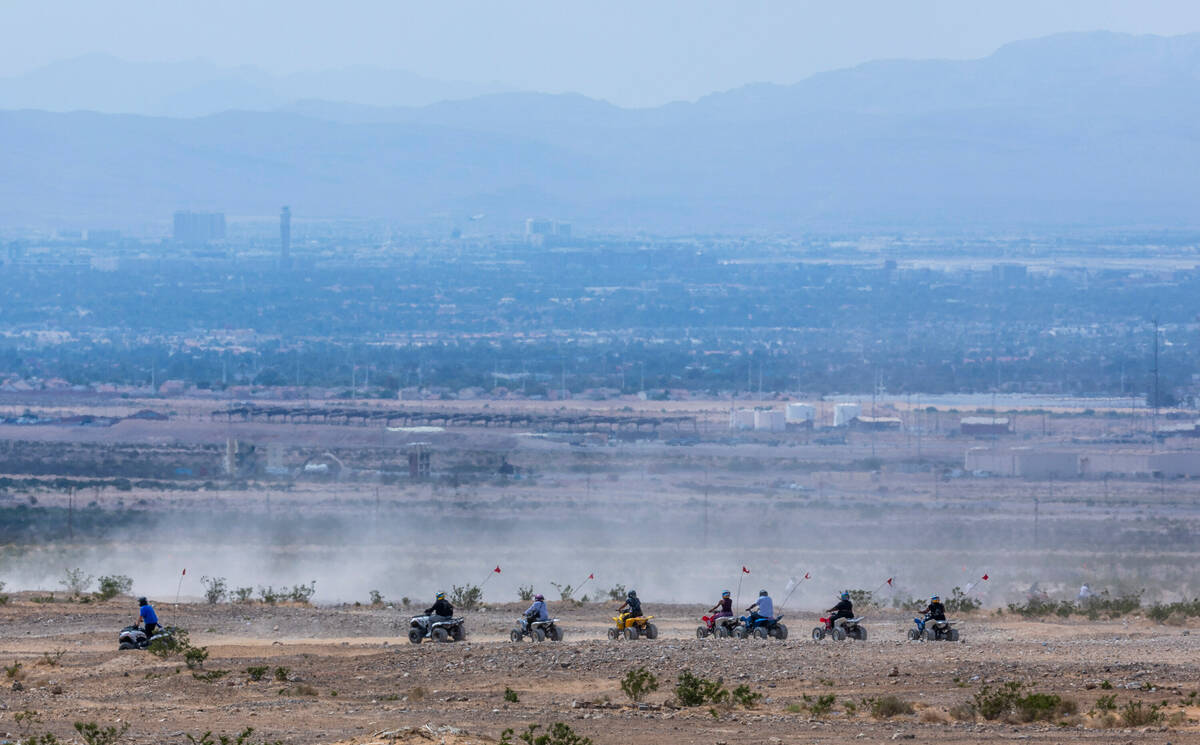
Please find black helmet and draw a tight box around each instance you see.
[759,589,768,596]
[627,590,637,598]
[138,597,148,606]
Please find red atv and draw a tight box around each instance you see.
[696,614,739,639]
[811,615,867,641]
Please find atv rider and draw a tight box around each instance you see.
[616,590,643,627]
[827,591,854,629]
[425,592,454,623]
[920,595,947,625]
[708,590,734,629]
[522,593,549,632]
[137,597,159,637]
[746,589,774,627]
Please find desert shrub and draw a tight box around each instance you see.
[550,582,574,602]
[974,682,1024,720]
[1119,701,1163,727]
[408,685,427,701]
[233,587,254,603]
[1146,598,1200,623]
[246,666,269,681]
[972,682,1074,722]
[606,584,626,602]
[504,686,519,703]
[279,683,317,696]
[517,585,535,602]
[620,667,658,703]
[73,721,130,745]
[94,575,132,602]
[846,589,874,610]
[200,576,228,604]
[871,695,914,718]
[60,568,93,597]
[40,649,66,667]
[449,583,482,610]
[257,586,279,605]
[944,586,982,614]
[15,709,42,734]
[1014,692,1075,722]
[148,628,191,659]
[192,669,229,683]
[22,735,64,745]
[273,666,290,682]
[499,722,592,745]
[186,728,284,745]
[801,693,836,716]
[6,661,25,679]
[368,589,384,606]
[286,581,316,604]
[1006,598,1072,618]
[948,701,976,721]
[0,579,7,605]
[731,685,761,708]
[184,645,210,669]
[675,671,728,707]
[1092,694,1117,713]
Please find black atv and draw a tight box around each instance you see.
[407,614,466,644]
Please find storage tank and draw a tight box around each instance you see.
[785,403,816,423]
[834,403,861,427]
[754,409,786,432]
[730,408,756,431]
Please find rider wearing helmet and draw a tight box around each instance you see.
[746,589,774,626]
[921,594,946,622]
[137,597,159,637]
[707,590,734,631]
[616,590,643,626]
[827,591,854,629]
[522,593,549,632]
[425,592,454,622]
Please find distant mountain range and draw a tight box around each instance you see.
[3,32,1200,231]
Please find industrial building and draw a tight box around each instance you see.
[785,403,815,425]
[961,416,1012,436]
[753,409,786,432]
[967,447,1200,479]
[850,415,902,431]
[833,403,861,427]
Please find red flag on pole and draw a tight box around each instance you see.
[588,573,594,580]
[494,566,502,574]
[804,572,810,579]
[886,577,893,586]
[182,568,187,576]
[742,566,750,574]
[981,574,989,581]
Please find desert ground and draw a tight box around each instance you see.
[1,393,1199,743]
[1,596,1199,745]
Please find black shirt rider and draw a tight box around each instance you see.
[426,597,454,618]
[921,601,946,621]
[828,597,854,621]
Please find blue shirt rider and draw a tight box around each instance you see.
[747,590,774,625]
[522,594,549,631]
[138,597,159,636]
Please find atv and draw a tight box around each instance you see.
[510,617,564,642]
[608,614,658,640]
[118,624,173,650]
[407,614,466,644]
[908,616,960,642]
[735,614,788,640]
[696,614,740,639]
[811,616,867,641]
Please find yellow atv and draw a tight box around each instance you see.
[608,614,658,640]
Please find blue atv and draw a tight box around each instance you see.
[908,616,959,642]
[735,614,788,640]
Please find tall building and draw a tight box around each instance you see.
[279,206,291,267]
[172,211,226,244]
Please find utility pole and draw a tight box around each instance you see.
[1151,318,1160,448]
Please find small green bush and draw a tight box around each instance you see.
[504,686,520,703]
[273,666,290,682]
[619,666,658,703]
[246,666,269,681]
[449,584,482,610]
[517,585,535,602]
[200,576,228,605]
[871,695,914,718]
[1119,701,1163,727]
[60,568,93,597]
[802,693,836,716]
[675,670,728,707]
[184,646,210,670]
[73,721,129,745]
[94,575,132,602]
[499,723,592,745]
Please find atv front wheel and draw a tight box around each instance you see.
[510,629,523,643]
[696,626,709,639]
[118,642,136,650]
[607,628,619,640]
[754,626,768,639]
[907,628,920,641]
[811,627,825,641]
[831,627,847,641]
[624,626,639,640]
[533,627,546,642]
[408,628,424,644]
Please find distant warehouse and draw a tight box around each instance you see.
[960,416,1012,436]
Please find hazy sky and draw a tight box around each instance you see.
[3,0,1200,106]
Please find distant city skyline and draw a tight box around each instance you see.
[3,1,1199,107]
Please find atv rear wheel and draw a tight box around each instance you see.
[510,629,523,643]
[550,626,563,642]
[854,627,867,641]
[771,623,788,640]
[624,626,639,640]
[644,623,658,639]
[754,626,768,639]
[716,625,731,639]
[924,628,936,642]
[432,627,450,643]
[408,628,424,644]
[948,629,960,642]
[451,625,465,642]
[811,627,825,640]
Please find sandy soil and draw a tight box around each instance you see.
[1,598,1197,745]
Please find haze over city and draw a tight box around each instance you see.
[2,4,1200,745]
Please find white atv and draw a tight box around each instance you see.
[908,616,960,642]
[408,615,466,643]
[510,617,564,642]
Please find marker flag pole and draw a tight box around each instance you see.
[780,571,811,610]
[174,568,187,609]
[873,576,894,594]
[577,573,595,595]
[736,565,750,610]
[963,573,989,595]
[481,565,502,588]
